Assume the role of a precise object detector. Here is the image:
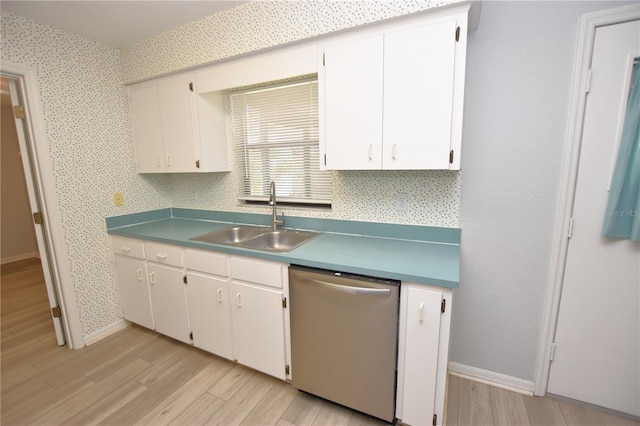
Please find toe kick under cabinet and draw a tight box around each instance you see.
[111,236,291,381]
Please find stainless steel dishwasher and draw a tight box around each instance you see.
[289,265,400,423]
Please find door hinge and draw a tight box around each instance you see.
[13,105,24,119]
[449,149,454,164]
[189,82,194,92]
[324,154,327,166]
[282,297,287,309]
[183,275,188,284]
[195,160,200,169]
[433,414,438,426]
[550,342,557,361]
[441,299,446,313]
[585,69,592,93]
[285,364,290,375]
[189,331,194,340]
[567,217,574,239]
[455,26,460,42]
[33,212,44,225]
[322,53,325,66]
[51,306,62,318]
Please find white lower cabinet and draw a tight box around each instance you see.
[112,237,289,381]
[230,256,289,381]
[114,255,154,330]
[147,263,191,344]
[396,283,453,426]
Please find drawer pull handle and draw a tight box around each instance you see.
[217,288,223,303]
[149,272,156,284]
[156,254,167,259]
[136,269,143,281]
[419,302,424,323]
[236,293,242,308]
[121,247,131,252]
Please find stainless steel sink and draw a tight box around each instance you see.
[240,230,319,252]
[189,226,319,253]
[189,226,267,245]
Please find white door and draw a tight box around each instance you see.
[321,35,384,170]
[547,19,640,417]
[383,20,456,170]
[185,272,234,360]
[148,263,191,344]
[7,78,66,346]
[129,85,165,173]
[114,255,154,329]
[231,281,286,380]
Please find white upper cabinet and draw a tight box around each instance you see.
[319,6,468,170]
[129,74,230,173]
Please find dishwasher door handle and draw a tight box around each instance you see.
[303,277,391,296]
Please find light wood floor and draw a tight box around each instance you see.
[2,258,638,426]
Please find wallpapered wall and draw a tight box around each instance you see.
[1,11,171,338]
[1,0,462,339]
[123,0,464,228]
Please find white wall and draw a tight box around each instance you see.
[454,1,635,381]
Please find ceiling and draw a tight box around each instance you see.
[0,0,248,47]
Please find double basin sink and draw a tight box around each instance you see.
[189,225,319,253]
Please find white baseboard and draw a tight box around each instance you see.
[84,319,129,346]
[1,252,40,265]
[448,362,535,396]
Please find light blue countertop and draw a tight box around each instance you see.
[106,208,460,288]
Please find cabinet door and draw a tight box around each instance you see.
[383,20,457,170]
[322,35,384,170]
[231,281,286,380]
[129,86,165,173]
[157,77,198,172]
[148,263,191,344]
[185,272,234,360]
[114,255,154,329]
[401,287,442,425]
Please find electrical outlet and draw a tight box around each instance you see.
[395,193,408,211]
[113,192,124,206]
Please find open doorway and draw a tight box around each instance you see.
[0,75,66,347]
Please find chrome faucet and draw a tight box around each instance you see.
[270,181,284,230]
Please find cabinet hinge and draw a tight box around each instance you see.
[33,212,44,225]
[282,297,287,309]
[324,154,327,166]
[455,26,460,42]
[433,414,438,426]
[322,53,325,66]
[13,105,24,119]
[189,82,194,92]
[285,364,290,375]
[189,331,193,340]
[195,160,200,169]
[441,299,446,313]
[183,275,188,284]
[51,306,62,318]
[449,149,454,164]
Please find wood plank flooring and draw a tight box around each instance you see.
[2,258,638,426]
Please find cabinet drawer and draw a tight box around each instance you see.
[184,249,228,276]
[230,257,284,289]
[112,236,145,259]
[145,242,183,267]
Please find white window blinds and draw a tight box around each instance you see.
[230,80,331,205]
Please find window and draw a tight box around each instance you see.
[230,79,331,206]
